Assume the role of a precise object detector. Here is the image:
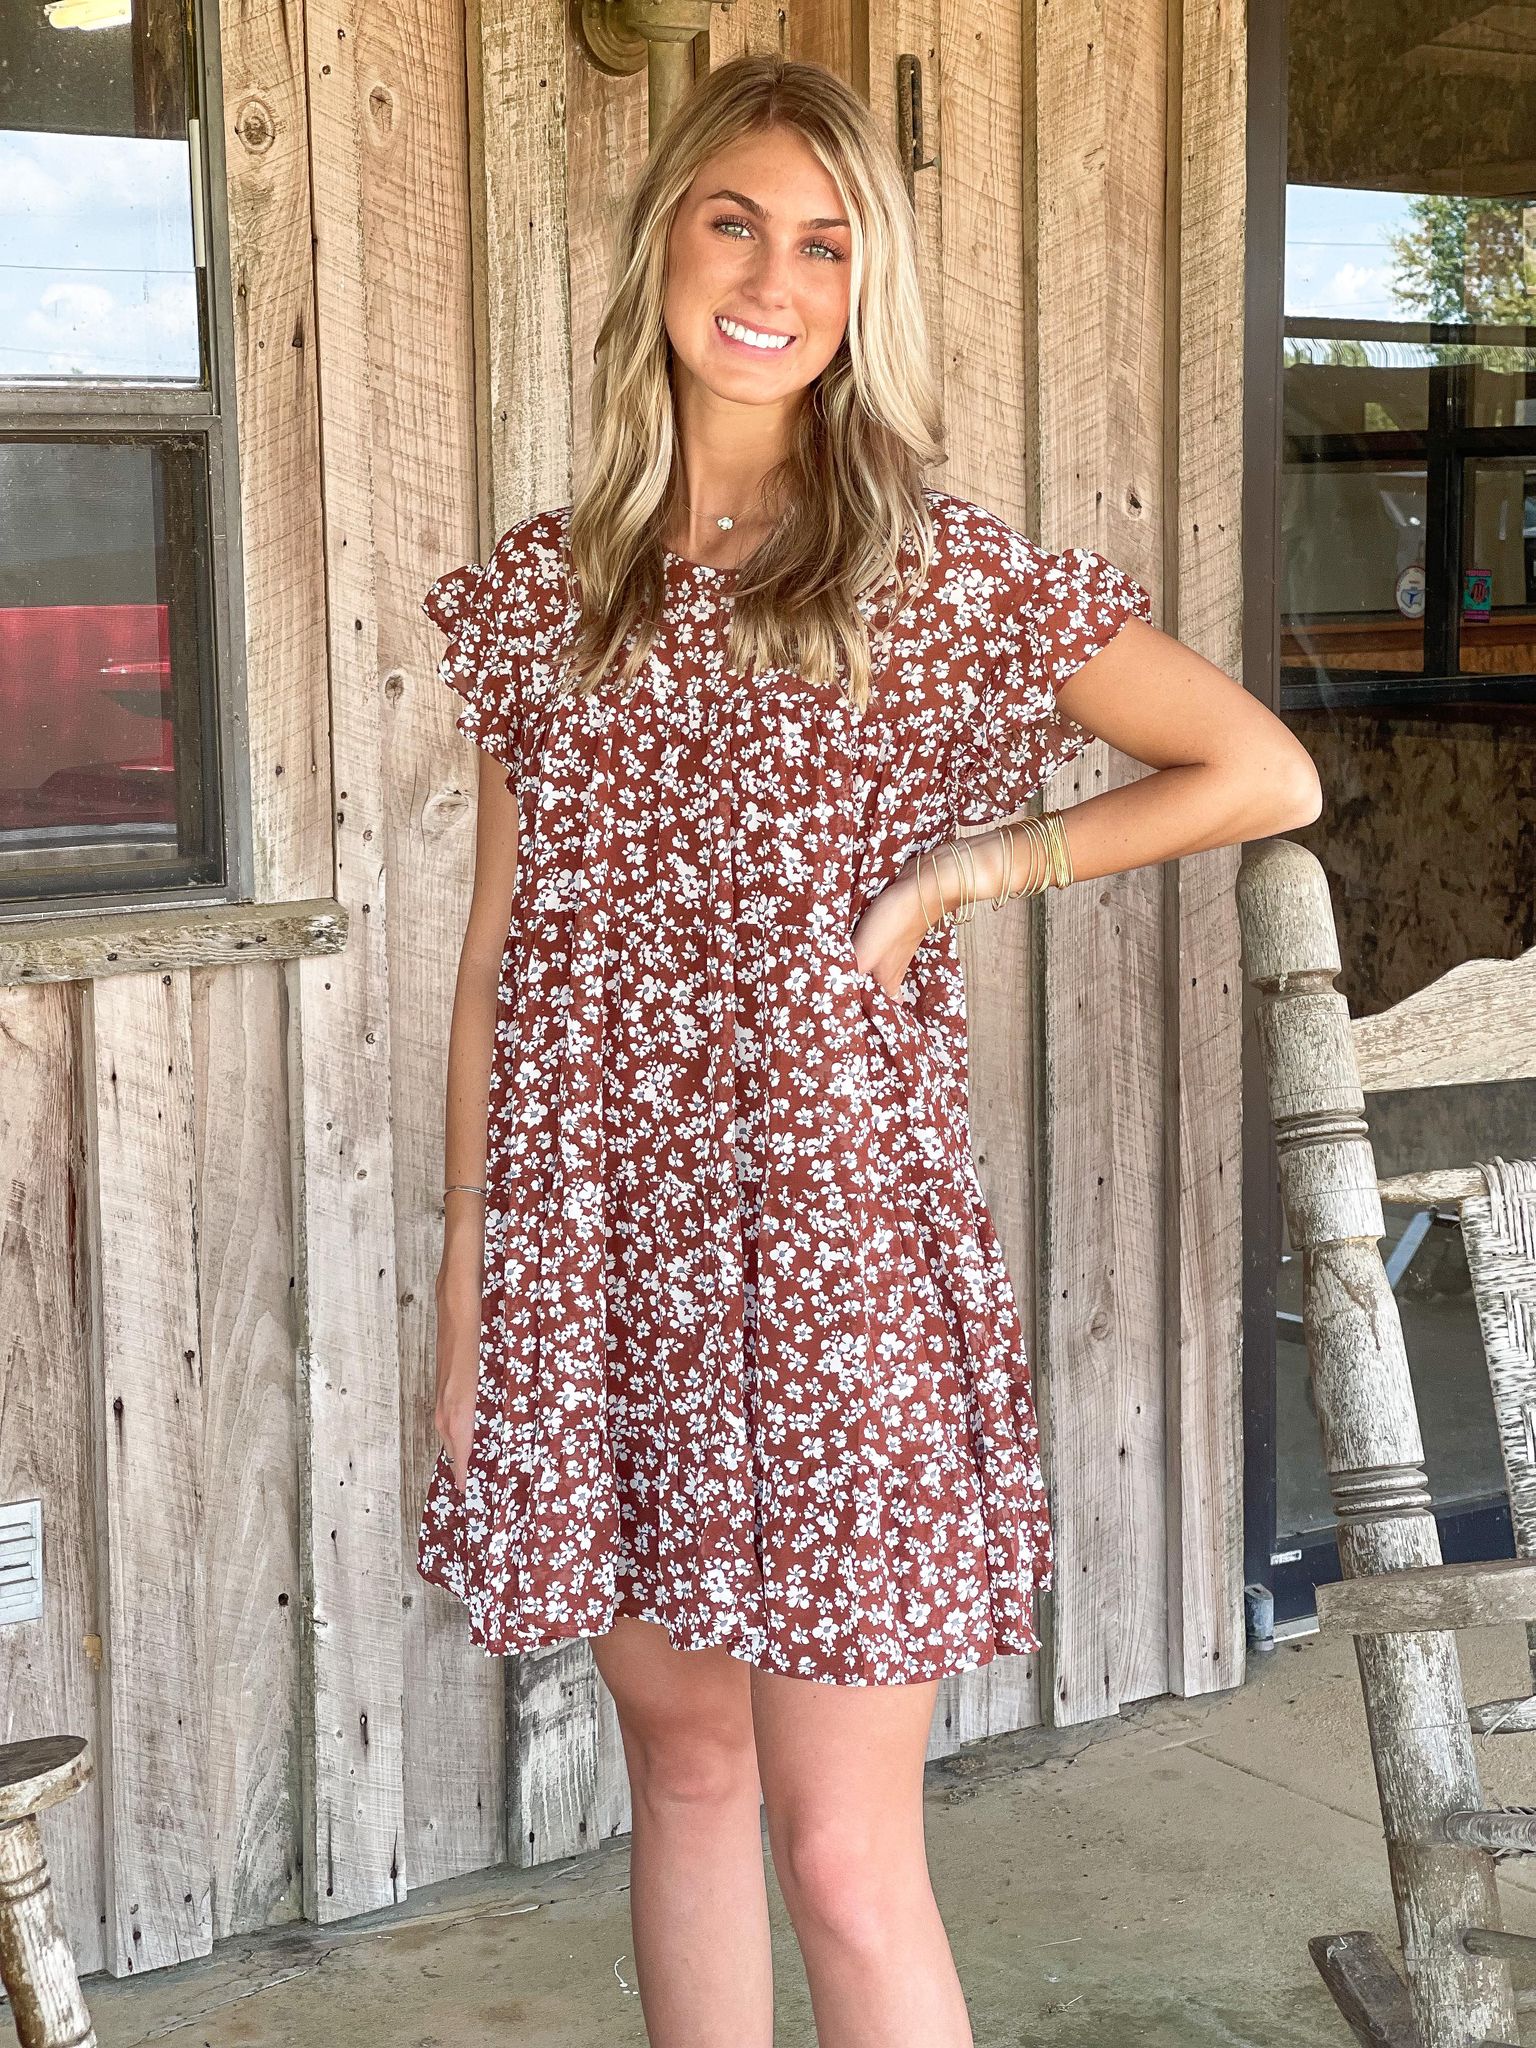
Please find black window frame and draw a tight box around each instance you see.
[0,0,251,920]
[1281,312,1536,717]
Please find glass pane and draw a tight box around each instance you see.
[0,436,224,900]
[1279,9,1536,1023]
[1281,455,1429,685]
[1272,3,1536,1575]
[1463,456,1536,675]
[0,0,202,382]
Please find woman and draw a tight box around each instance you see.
[418,51,1319,2048]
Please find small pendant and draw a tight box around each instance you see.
[716,514,734,531]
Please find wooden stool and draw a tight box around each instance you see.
[0,1738,97,2048]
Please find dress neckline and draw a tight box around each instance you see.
[663,547,739,581]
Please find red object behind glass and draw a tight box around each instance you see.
[0,604,175,832]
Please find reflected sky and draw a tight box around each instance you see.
[1285,185,1418,323]
[0,130,198,380]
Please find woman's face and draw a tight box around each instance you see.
[663,125,854,408]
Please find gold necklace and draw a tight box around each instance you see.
[680,496,774,536]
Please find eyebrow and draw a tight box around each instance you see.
[701,186,851,231]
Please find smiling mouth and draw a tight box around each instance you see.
[714,313,795,351]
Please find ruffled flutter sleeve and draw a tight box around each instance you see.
[950,522,1153,830]
[422,553,527,780]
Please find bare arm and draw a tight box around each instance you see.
[853,617,1323,984]
[1032,616,1321,879]
[435,750,520,1491]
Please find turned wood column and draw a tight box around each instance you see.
[1239,837,1517,2048]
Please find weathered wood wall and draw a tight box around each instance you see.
[472,0,1247,1865]
[0,0,1247,1975]
[0,0,480,1976]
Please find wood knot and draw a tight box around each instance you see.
[423,785,473,835]
[234,97,276,153]
[368,83,395,132]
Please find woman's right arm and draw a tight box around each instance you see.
[435,750,521,1494]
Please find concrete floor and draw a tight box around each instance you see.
[78,1623,1536,2048]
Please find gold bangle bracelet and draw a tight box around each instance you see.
[1007,816,1040,900]
[913,810,1073,935]
[952,835,980,924]
[915,847,939,931]
[925,846,945,931]
[993,824,1015,909]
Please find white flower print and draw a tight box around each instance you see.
[416,486,1152,1685]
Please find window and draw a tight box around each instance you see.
[1256,0,1536,1629]
[1282,283,1536,717]
[0,0,246,913]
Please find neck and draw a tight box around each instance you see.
[666,358,799,558]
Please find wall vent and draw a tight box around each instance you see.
[0,1500,43,1626]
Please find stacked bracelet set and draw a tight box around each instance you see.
[915,809,1074,932]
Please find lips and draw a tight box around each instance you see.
[714,312,796,352]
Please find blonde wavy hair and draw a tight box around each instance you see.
[563,51,945,717]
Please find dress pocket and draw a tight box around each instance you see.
[852,963,915,1014]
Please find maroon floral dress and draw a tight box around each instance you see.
[416,486,1151,1685]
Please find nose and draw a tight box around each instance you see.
[742,233,796,306]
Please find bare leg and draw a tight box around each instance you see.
[591,1616,773,2047]
[751,1667,972,2048]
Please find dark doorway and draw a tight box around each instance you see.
[1242,0,1536,1631]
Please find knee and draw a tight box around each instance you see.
[772,1821,896,1953]
[627,1730,760,1820]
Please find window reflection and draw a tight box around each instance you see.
[1270,0,1536,1578]
[1280,175,1536,1019]
[0,0,201,383]
[0,438,221,898]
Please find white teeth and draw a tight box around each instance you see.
[716,314,792,351]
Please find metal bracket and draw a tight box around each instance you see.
[896,54,939,204]
[578,0,717,138]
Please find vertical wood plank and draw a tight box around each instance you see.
[1164,0,1246,1700]
[566,8,648,497]
[473,0,620,1879]
[788,0,868,89]
[0,984,106,1979]
[367,0,503,1889]
[494,0,652,1875]
[221,0,332,904]
[191,964,303,1932]
[868,0,942,404]
[81,972,211,1972]
[295,0,407,1921]
[479,0,573,536]
[930,0,1050,1748]
[709,0,788,68]
[1035,0,1170,1726]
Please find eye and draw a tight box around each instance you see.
[708,213,846,263]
